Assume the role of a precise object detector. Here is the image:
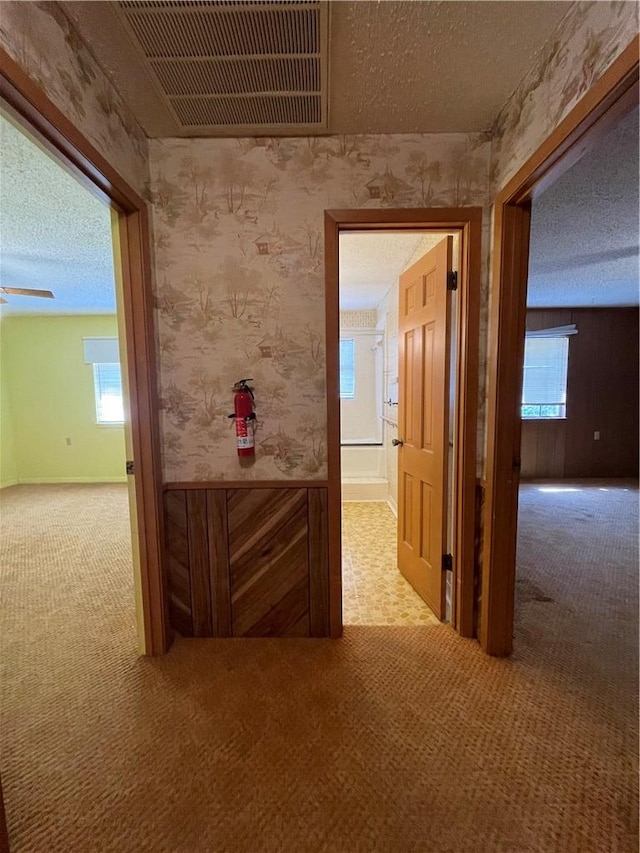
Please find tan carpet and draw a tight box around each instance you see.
[0,482,637,853]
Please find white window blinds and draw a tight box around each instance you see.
[93,363,124,424]
[522,336,569,419]
[339,339,355,399]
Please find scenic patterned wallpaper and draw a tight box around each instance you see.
[2,1,637,483]
[0,2,148,195]
[492,0,639,188]
[148,133,492,480]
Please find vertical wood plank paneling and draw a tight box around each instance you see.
[537,420,566,478]
[604,309,639,475]
[186,490,212,637]
[565,308,597,475]
[308,488,329,637]
[228,489,310,637]
[164,490,193,637]
[521,308,639,479]
[207,489,231,637]
[519,422,539,479]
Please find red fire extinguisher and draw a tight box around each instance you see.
[228,379,256,457]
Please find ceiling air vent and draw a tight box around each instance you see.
[116,0,328,134]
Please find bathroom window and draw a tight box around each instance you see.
[340,332,382,444]
[339,338,356,399]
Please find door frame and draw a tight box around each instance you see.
[325,208,482,639]
[481,38,639,657]
[0,48,169,655]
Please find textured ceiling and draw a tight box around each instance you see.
[62,0,568,136]
[339,232,447,310]
[344,101,640,312]
[528,107,639,308]
[328,1,567,135]
[0,114,116,316]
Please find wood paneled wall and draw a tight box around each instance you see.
[521,308,639,479]
[164,486,329,638]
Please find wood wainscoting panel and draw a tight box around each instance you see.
[186,491,212,637]
[308,488,330,636]
[164,490,193,637]
[228,488,310,637]
[206,490,232,637]
[163,485,330,638]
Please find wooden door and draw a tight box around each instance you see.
[397,236,452,619]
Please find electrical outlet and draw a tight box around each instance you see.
[593,431,600,441]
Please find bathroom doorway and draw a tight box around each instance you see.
[330,216,476,633]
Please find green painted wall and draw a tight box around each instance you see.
[0,315,126,484]
[0,328,18,488]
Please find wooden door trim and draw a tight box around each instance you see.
[481,37,639,656]
[0,48,169,654]
[325,208,482,639]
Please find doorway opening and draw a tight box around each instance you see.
[1,57,167,654]
[482,40,638,657]
[325,209,482,639]
[514,104,639,671]
[338,230,461,627]
[0,110,142,652]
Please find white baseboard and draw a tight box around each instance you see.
[387,496,398,517]
[14,477,127,484]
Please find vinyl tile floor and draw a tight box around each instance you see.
[341,501,439,626]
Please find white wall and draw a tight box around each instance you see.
[377,287,399,512]
[339,311,386,495]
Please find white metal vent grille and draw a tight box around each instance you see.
[117,0,328,133]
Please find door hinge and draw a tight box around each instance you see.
[126,460,135,475]
[442,553,453,572]
[447,271,458,291]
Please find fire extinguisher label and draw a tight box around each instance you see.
[236,419,254,449]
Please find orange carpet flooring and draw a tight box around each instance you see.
[0,481,637,852]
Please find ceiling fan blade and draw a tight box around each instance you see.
[0,287,55,299]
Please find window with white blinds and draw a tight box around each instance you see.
[339,338,355,399]
[521,336,569,419]
[93,363,124,424]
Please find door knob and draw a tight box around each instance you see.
[392,438,404,447]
